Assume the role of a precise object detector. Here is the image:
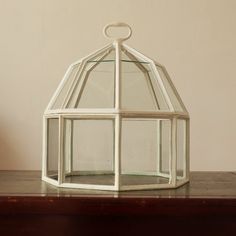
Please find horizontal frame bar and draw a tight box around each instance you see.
[66,171,114,176]
[44,110,189,119]
[43,175,189,191]
[42,176,59,186]
[120,183,176,191]
[60,183,116,191]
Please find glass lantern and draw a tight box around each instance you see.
[42,22,190,191]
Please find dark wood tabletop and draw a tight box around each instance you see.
[0,171,236,236]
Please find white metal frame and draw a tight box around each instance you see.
[42,22,190,191]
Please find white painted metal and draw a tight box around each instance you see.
[103,22,132,42]
[66,170,114,176]
[156,119,162,176]
[46,65,74,111]
[45,109,188,118]
[66,119,73,174]
[42,22,190,191]
[175,178,189,188]
[58,115,64,184]
[120,183,175,191]
[122,48,159,110]
[73,50,112,108]
[186,119,190,180]
[170,118,177,185]
[114,40,122,190]
[161,66,189,114]
[182,119,187,179]
[61,60,85,108]
[63,46,113,109]
[114,114,121,190]
[42,117,47,178]
[42,176,59,186]
[122,44,175,112]
[60,183,117,191]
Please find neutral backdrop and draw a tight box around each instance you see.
[0,0,236,171]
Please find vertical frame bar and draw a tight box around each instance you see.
[115,41,121,109]
[58,115,64,185]
[181,119,187,179]
[114,114,121,190]
[185,118,190,180]
[156,119,161,175]
[69,119,74,173]
[42,117,48,178]
[111,119,115,174]
[114,41,122,190]
[170,117,177,185]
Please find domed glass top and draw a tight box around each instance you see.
[45,23,188,116]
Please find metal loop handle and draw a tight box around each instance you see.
[103,22,132,42]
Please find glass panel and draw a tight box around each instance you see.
[122,50,169,111]
[63,119,114,185]
[142,64,169,111]
[64,119,73,174]
[51,64,80,110]
[121,51,157,110]
[156,65,184,111]
[47,118,59,180]
[121,119,157,173]
[159,119,171,175]
[177,119,187,179]
[69,50,115,108]
[121,118,169,186]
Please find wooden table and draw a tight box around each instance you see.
[0,171,236,236]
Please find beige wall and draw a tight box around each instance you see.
[0,0,236,171]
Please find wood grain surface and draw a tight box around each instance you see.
[0,171,236,236]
